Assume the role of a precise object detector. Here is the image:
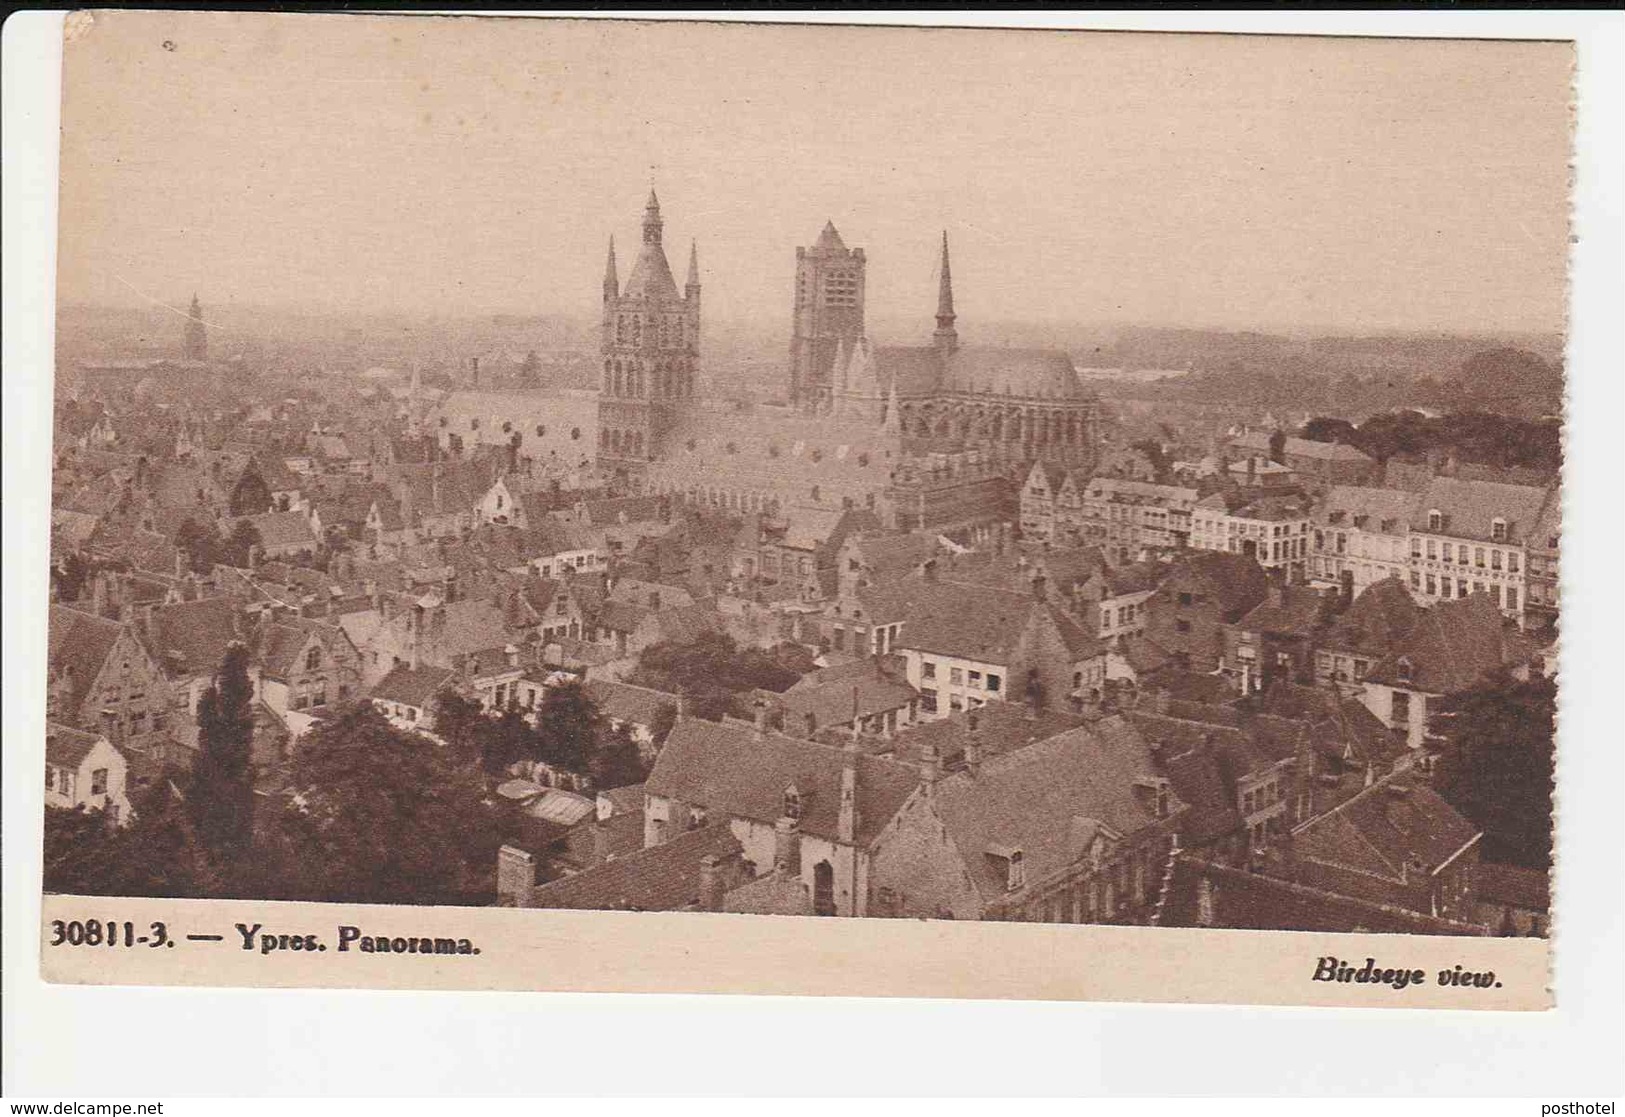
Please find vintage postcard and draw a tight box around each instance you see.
[38,11,1569,1009]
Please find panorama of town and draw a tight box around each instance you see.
[45,192,1560,936]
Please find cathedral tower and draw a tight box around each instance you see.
[789,221,866,411]
[598,190,701,476]
[933,232,958,354]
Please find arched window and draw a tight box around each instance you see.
[813,861,836,917]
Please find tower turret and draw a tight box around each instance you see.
[642,188,663,246]
[685,241,700,300]
[933,232,958,354]
[603,237,619,301]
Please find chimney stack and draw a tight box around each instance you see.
[773,816,802,876]
[1032,573,1048,601]
[964,710,983,777]
[697,853,727,913]
[495,844,536,907]
[922,558,938,584]
[753,700,769,739]
[920,739,941,784]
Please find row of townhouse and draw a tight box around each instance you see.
[1306,477,1558,625]
[1020,463,1198,562]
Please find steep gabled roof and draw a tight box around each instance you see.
[48,605,125,712]
[930,720,1172,905]
[1318,576,1423,659]
[1415,476,1551,545]
[369,663,457,708]
[647,717,920,847]
[1364,591,1532,693]
[46,722,107,769]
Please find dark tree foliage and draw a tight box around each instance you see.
[482,702,537,776]
[222,520,263,568]
[630,631,802,721]
[189,642,256,863]
[648,701,678,751]
[534,680,600,771]
[1267,428,1287,464]
[433,688,486,766]
[589,721,648,792]
[1130,438,1172,479]
[44,783,222,899]
[1431,673,1556,871]
[174,517,222,573]
[271,704,511,905]
[1299,416,1358,445]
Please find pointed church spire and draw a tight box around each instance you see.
[686,240,700,290]
[934,231,958,353]
[642,187,663,245]
[603,236,619,300]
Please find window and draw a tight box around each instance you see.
[1176,619,1191,633]
[571,427,581,441]
[1410,538,1422,558]
[1491,518,1507,542]
[1428,510,1442,532]
[949,667,963,686]
[1508,552,1520,573]
[1178,592,1193,607]
[949,695,963,712]
[1426,539,1436,560]
[305,646,322,671]
[1475,547,1486,568]
[1410,572,1421,590]
[91,768,108,796]
[45,766,55,792]
[1425,574,1436,596]
[968,670,982,687]
[535,425,546,437]
[919,688,938,713]
[1441,542,1452,562]
[1506,587,1519,612]
[1391,690,1411,725]
[986,674,1001,693]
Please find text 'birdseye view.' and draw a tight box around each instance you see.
[41,14,1565,971]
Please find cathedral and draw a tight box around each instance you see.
[588,195,1099,528]
[788,222,1100,467]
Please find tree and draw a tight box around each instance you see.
[1431,673,1556,871]
[1267,428,1287,465]
[44,783,222,899]
[1299,416,1358,445]
[629,631,802,720]
[1130,438,1172,480]
[432,688,486,766]
[222,520,262,568]
[190,642,257,864]
[174,517,221,573]
[589,721,648,791]
[648,701,678,752]
[271,704,512,905]
[480,702,536,777]
[534,680,600,772]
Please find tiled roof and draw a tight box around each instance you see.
[647,717,920,847]
[370,663,456,707]
[1236,583,1327,637]
[1161,551,1269,620]
[888,702,1087,770]
[1318,576,1422,659]
[1476,862,1550,912]
[585,680,679,728]
[48,605,124,713]
[773,672,917,733]
[931,720,1171,905]
[1415,476,1551,545]
[528,823,742,912]
[1318,486,1422,532]
[147,596,245,677]
[240,511,317,551]
[1157,856,1483,935]
[46,722,106,768]
[1364,591,1532,693]
[1295,776,1480,880]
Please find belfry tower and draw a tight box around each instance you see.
[788,221,866,411]
[598,190,701,475]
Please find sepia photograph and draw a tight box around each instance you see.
[25,10,1581,1013]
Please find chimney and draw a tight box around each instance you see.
[922,558,938,584]
[753,700,769,739]
[137,601,157,643]
[444,571,459,604]
[964,711,983,777]
[697,854,728,912]
[676,691,689,721]
[470,356,481,389]
[1032,573,1048,601]
[91,572,109,618]
[920,739,942,784]
[837,738,859,845]
[174,549,188,579]
[1152,687,1172,715]
[495,844,536,907]
[773,816,802,876]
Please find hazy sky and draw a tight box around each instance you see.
[57,12,1573,335]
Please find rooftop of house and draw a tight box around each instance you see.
[647,716,921,848]
[1293,774,1481,883]
[46,722,108,769]
[1414,476,1552,545]
[526,822,743,912]
[1156,856,1484,935]
[1363,591,1534,693]
[369,663,457,708]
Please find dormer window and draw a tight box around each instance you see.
[1396,656,1414,684]
[1491,518,1507,542]
[986,844,1024,892]
[783,786,802,821]
[1427,510,1442,532]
